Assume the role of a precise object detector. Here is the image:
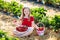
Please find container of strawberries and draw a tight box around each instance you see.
[36,22,45,36]
[16,25,28,32]
[13,20,28,32]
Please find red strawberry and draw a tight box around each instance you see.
[37,27,44,31]
[16,26,28,32]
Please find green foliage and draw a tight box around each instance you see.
[31,7,47,23]
[0,30,19,40]
[8,1,23,16]
[0,0,4,10]
[51,0,60,5]
[40,16,50,27]
[45,0,60,5]
[0,0,23,16]
[0,30,6,38]
[3,2,10,12]
[49,15,60,31]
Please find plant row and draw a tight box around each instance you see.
[0,0,23,18]
[0,30,19,40]
[36,0,60,8]
[31,7,60,32]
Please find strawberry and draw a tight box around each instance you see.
[16,26,28,32]
[37,27,44,31]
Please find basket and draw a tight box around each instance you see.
[36,22,45,36]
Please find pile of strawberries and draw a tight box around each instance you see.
[16,25,28,32]
[37,27,44,31]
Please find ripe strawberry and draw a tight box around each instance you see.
[16,26,28,32]
[37,27,44,31]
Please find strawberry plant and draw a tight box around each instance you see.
[3,2,10,13]
[10,1,23,18]
[45,0,60,7]
[31,7,47,23]
[0,0,23,16]
[50,15,60,32]
[0,30,19,40]
[0,30,6,38]
[10,1,19,16]
[44,0,52,4]
[0,0,4,11]
[40,16,50,28]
